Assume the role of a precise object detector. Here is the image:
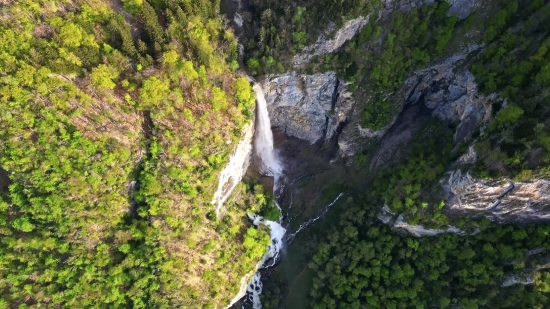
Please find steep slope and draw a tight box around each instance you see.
[0,1,269,308]
[238,0,550,308]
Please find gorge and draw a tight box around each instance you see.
[1,1,550,309]
[224,0,550,308]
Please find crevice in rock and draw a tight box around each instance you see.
[331,78,340,112]
[322,116,330,141]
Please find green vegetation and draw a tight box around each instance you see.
[370,120,457,226]
[310,0,469,130]
[309,202,550,309]
[0,0,264,308]
[469,0,550,179]
[242,0,382,75]
[258,1,550,308]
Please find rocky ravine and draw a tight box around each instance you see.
[262,49,494,157]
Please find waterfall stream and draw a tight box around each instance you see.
[285,192,345,243]
[240,84,287,309]
[253,84,283,178]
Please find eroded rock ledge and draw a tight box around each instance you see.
[442,169,550,223]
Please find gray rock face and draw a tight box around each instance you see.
[262,72,354,144]
[404,52,494,143]
[292,16,369,67]
[442,170,550,223]
[447,0,479,19]
[381,0,435,16]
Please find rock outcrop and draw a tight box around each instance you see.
[447,0,479,19]
[212,121,254,215]
[404,51,495,143]
[292,16,370,67]
[381,0,476,19]
[262,72,354,144]
[442,169,550,223]
[338,49,492,157]
[379,205,472,237]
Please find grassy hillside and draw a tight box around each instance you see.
[0,1,270,308]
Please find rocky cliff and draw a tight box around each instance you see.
[212,121,255,215]
[292,16,370,67]
[262,72,354,145]
[442,168,550,223]
[263,49,494,158]
[403,50,495,143]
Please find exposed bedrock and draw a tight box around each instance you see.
[404,52,495,144]
[261,71,354,145]
[442,169,550,223]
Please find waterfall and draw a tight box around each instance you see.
[253,84,282,179]
[244,214,286,309]
[238,84,286,309]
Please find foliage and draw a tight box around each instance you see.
[90,64,119,90]
[242,0,382,74]
[0,0,265,308]
[311,0,466,130]
[371,120,456,225]
[309,202,550,309]
[469,0,550,178]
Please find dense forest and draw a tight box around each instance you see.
[306,199,550,309]
[2,0,550,308]
[255,0,550,308]
[0,0,272,308]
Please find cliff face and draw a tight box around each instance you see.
[292,16,370,67]
[262,72,354,144]
[263,50,493,157]
[403,51,495,143]
[257,0,547,227]
[442,169,550,223]
[212,121,254,215]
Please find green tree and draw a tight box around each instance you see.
[122,0,143,13]
[58,23,83,48]
[90,64,119,90]
[211,87,227,111]
[536,63,550,87]
[12,217,35,232]
[234,77,252,102]
[181,60,199,81]
[163,50,179,65]
[246,58,260,74]
[140,77,169,107]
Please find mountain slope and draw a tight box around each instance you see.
[0,1,268,308]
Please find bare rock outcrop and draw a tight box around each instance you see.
[381,0,477,19]
[292,16,370,67]
[442,170,550,223]
[262,72,354,144]
[404,51,495,143]
[447,0,479,19]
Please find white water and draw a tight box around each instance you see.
[240,84,286,309]
[234,13,244,27]
[244,214,286,309]
[286,193,345,243]
[253,84,283,178]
